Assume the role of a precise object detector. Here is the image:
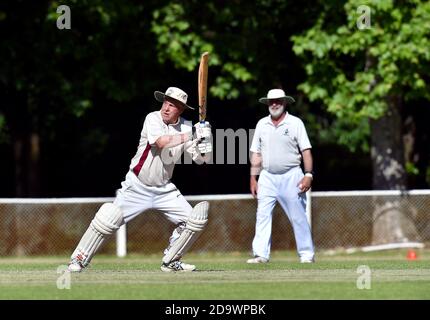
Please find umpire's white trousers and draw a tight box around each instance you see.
[113,171,193,253]
[252,167,314,261]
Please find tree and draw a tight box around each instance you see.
[292,0,430,244]
[150,1,323,100]
[0,0,161,196]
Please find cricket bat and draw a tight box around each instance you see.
[198,52,209,123]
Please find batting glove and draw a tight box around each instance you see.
[194,121,212,141]
[197,139,213,154]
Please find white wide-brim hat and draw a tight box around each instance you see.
[259,89,295,105]
[154,87,194,110]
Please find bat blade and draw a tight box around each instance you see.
[198,52,209,122]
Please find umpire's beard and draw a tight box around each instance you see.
[269,105,285,119]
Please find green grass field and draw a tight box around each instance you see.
[1,249,429,300]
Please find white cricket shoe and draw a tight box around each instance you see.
[300,257,315,263]
[246,256,269,264]
[161,261,196,272]
[67,260,85,273]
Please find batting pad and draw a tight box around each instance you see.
[71,203,124,267]
[162,201,209,264]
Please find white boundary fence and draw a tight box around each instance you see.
[115,193,312,257]
[311,189,430,253]
[0,193,311,257]
[114,190,429,257]
[0,190,428,256]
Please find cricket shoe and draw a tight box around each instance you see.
[161,260,196,272]
[246,256,269,264]
[67,259,85,273]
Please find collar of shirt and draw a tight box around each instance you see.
[265,112,289,127]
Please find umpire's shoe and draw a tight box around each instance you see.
[246,256,269,264]
[161,260,196,272]
[300,257,315,263]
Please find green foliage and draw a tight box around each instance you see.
[405,161,419,175]
[426,166,430,185]
[0,113,8,144]
[0,0,156,140]
[151,3,253,100]
[72,100,93,118]
[151,3,216,71]
[292,0,430,151]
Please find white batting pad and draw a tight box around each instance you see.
[70,203,124,267]
[162,201,209,264]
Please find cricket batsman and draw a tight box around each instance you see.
[67,87,212,272]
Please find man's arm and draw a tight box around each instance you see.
[302,148,313,174]
[250,152,262,198]
[154,133,191,149]
[145,112,191,149]
[298,148,313,193]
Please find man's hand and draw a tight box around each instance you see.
[250,176,258,198]
[196,139,212,154]
[194,121,212,142]
[297,176,312,193]
[194,121,212,155]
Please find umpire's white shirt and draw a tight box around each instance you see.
[250,113,311,174]
[129,111,193,187]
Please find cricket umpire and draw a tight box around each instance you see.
[247,88,315,264]
[68,87,212,272]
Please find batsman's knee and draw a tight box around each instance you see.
[91,203,124,235]
[186,201,209,232]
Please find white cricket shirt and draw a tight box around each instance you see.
[129,111,193,186]
[250,113,312,174]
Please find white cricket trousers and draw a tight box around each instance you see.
[252,167,314,261]
[113,171,193,253]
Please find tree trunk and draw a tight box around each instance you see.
[13,131,41,197]
[28,132,41,196]
[369,95,420,244]
[8,92,41,197]
[13,137,25,196]
[370,96,406,190]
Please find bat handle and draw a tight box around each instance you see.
[198,120,206,156]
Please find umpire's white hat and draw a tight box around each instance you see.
[259,89,295,105]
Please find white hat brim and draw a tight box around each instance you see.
[259,96,295,105]
[154,91,194,110]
